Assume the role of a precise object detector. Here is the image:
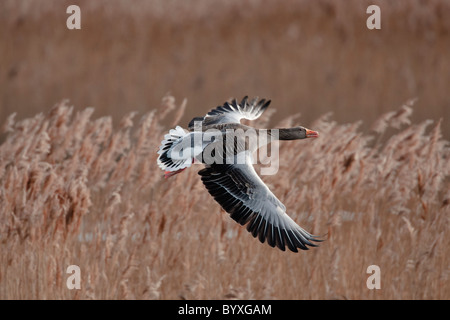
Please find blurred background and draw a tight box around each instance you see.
[1,0,449,137]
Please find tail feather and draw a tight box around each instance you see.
[164,158,195,179]
[157,126,194,174]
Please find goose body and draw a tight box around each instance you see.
[157,97,322,252]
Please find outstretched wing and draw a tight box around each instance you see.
[188,96,271,129]
[198,157,322,252]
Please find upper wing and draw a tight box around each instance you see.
[198,157,321,252]
[188,96,271,129]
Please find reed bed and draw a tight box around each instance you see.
[1,0,450,138]
[0,96,448,299]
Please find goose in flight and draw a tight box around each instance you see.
[157,97,322,252]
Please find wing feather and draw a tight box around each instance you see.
[188,96,271,129]
[198,158,322,252]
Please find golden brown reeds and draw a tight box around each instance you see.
[0,96,448,299]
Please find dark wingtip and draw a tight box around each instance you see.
[240,96,249,108]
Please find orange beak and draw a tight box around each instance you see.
[305,128,319,138]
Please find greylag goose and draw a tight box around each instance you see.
[157,97,322,252]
